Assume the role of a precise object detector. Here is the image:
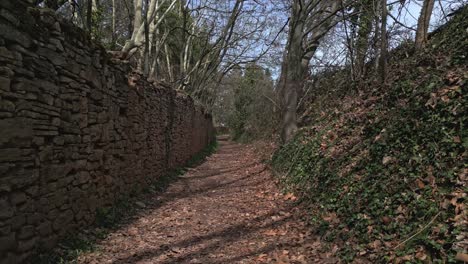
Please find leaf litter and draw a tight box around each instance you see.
[77,137,337,263]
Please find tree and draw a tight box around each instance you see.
[278,0,343,143]
[354,0,373,83]
[219,63,277,140]
[415,0,435,50]
[378,0,387,84]
[121,0,178,58]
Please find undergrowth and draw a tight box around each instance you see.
[32,139,218,264]
[271,6,467,264]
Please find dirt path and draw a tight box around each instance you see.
[78,137,330,264]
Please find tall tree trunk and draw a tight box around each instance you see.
[142,0,150,75]
[111,0,116,48]
[179,0,188,87]
[164,43,174,82]
[279,3,305,143]
[354,0,373,84]
[415,0,435,50]
[122,0,177,57]
[122,0,143,56]
[378,0,387,84]
[278,0,342,143]
[86,0,92,32]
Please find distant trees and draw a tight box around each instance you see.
[276,0,460,142]
[215,63,277,140]
[39,0,279,109]
[34,0,460,142]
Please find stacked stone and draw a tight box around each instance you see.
[0,1,215,263]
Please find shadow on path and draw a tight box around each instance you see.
[77,137,321,264]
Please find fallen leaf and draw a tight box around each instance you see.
[382,216,392,225]
[135,201,146,208]
[455,252,468,262]
[415,178,425,189]
[382,156,394,165]
[425,93,437,109]
[415,250,427,260]
[283,193,297,201]
[263,229,278,236]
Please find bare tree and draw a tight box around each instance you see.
[122,0,178,58]
[378,0,387,84]
[278,0,344,143]
[415,0,435,49]
[354,0,373,84]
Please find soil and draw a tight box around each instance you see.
[77,136,335,264]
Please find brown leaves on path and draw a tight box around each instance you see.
[77,137,333,264]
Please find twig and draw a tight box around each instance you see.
[393,212,441,249]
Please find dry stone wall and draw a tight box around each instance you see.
[0,1,214,262]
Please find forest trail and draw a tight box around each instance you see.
[77,136,333,264]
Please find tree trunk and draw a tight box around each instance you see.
[279,3,305,143]
[378,0,387,84]
[415,0,435,50]
[122,0,177,57]
[142,0,150,75]
[86,0,92,32]
[278,0,341,143]
[111,0,116,48]
[354,0,373,84]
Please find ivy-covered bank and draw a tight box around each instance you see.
[271,6,467,263]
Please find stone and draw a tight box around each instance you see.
[37,221,52,236]
[0,148,22,162]
[34,130,58,136]
[17,237,37,252]
[0,253,16,264]
[18,225,34,239]
[37,47,66,66]
[10,214,26,230]
[12,64,34,78]
[0,112,13,118]
[10,192,27,205]
[0,66,14,78]
[63,134,80,144]
[39,234,58,250]
[52,136,64,145]
[32,137,44,146]
[0,99,14,112]
[0,233,15,251]
[25,186,38,197]
[0,117,33,146]
[0,226,10,239]
[38,93,54,105]
[40,164,73,183]
[52,210,73,231]
[0,47,15,61]
[75,171,90,185]
[26,213,41,225]
[52,22,61,33]
[0,76,11,91]
[97,111,108,123]
[0,24,31,48]
[90,89,103,101]
[0,9,19,26]
[11,80,39,93]
[10,44,38,58]
[64,62,81,75]
[49,38,64,52]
